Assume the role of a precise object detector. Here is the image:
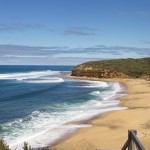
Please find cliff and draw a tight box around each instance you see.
[71,58,150,79]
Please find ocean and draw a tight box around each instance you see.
[0,65,125,149]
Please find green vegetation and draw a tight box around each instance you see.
[0,139,56,150]
[22,142,32,150]
[0,139,10,150]
[72,58,150,79]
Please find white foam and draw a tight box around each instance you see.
[0,70,60,80]
[81,80,108,88]
[10,105,126,149]
[23,77,64,83]
[90,91,101,95]
[10,123,92,149]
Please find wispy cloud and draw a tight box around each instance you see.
[64,27,97,36]
[136,11,150,17]
[140,40,150,44]
[3,55,47,58]
[86,45,150,56]
[118,10,150,17]
[0,23,52,32]
[0,44,149,65]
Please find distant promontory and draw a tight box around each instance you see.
[71,58,150,79]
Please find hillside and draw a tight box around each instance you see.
[71,58,150,79]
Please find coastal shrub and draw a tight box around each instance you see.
[0,140,56,150]
[22,142,33,150]
[0,139,10,150]
[72,57,150,78]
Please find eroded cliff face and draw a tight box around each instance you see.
[71,68,128,78]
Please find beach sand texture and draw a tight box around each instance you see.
[55,78,150,150]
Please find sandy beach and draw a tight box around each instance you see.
[54,77,150,150]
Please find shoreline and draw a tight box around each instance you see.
[47,76,126,149]
[10,75,125,150]
[54,76,150,150]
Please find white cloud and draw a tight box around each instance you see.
[0,23,53,32]
[64,27,97,36]
[3,55,47,58]
[0,44,149,65]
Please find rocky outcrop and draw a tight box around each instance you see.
[71,68,128,78]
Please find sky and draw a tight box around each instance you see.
[0,0,150,65]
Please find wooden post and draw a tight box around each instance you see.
[128,130,132,150]
[128,130,137,150]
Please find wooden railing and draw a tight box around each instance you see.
[121,130,145,150]
[96,130,145,150]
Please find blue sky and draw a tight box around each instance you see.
[0,0,150,65]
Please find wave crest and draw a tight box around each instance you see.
[0,70,60,80]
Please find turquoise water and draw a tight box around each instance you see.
[0,65,125,148]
